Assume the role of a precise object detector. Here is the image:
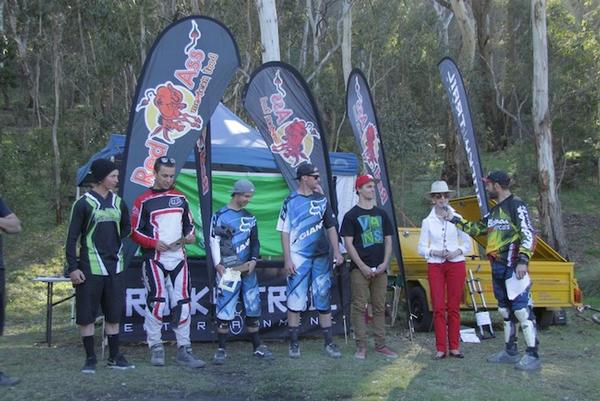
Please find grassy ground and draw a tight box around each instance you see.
[1,304,600,401]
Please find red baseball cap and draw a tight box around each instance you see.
[355,174,376,190]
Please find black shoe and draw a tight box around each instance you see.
[81,356,97,374]
[0,372,20,386]
[449,351,464,359]
[107,353,135,370]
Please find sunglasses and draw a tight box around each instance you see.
[157,156,176,164]
[432,193,449,199]
[309,174,320,179]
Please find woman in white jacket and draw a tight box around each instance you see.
[418,181,472,360]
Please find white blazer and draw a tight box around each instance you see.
[418,206,472,264]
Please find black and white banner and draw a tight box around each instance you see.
[243,62,336,208]
[120,16,240,211]
[120,259,350,341]
[438,57,489,217]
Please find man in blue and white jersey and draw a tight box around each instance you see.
[277,163,344,359]
[210,179,273,364]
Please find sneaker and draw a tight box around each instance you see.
[354,347,367,360]
[81,356,97,374]
[107,353,135,370]
[487,349,521,364]
[324,343,342,359]
[176,346,206,368]
[514,354,541,371]
[0,372,20,386]
[150,344,165,366]
[375,345,398,359]
[289,343,300,359]
[213,348,227,365]
[253,344,273,359]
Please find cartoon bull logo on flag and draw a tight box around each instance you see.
[136,81,203,144]
[270,117,320,168]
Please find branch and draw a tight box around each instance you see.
[306,0,352,83]
[480,54,532,136]
[333,109,346,152]
[434,0,452,11]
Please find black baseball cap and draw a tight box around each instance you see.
[484,170,510,186]
[296,163,319,179]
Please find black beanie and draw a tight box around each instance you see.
[90,159,117,183]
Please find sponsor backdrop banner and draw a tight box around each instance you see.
[438,57,489,217]
[345,69,412,327]
[120,16,240,211]
[120,258,350,341]
[242,62,335,207]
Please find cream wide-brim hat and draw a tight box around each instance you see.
[428,180,456,194]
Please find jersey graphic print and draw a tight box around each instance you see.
[211,207,258,263]
[277,192,334,258]
[456,195,535,266]
[357,215,384,248]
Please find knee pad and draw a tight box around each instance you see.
[171,298,191,327]
[514,308,536,348]
[246,317,260,332]
[217,319,230,334]
[317,308,331,315]
[498,307,510,320]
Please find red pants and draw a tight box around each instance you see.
[427,261,466,353]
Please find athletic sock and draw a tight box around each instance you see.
[322,326,333,346]
[289,327,299,346]
[218,332,227,349]
[107,334,120,359]
[82,335,95,359]
[250,331,261,351]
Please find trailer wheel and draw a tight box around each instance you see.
[409,286,432,332]
[534,307,554,330]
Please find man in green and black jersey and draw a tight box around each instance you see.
[444,170,540,371]
[66,159,134,373]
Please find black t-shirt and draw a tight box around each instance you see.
[340,205,393,269]
[0,197,13,270]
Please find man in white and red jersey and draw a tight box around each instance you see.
[131,156,205,368]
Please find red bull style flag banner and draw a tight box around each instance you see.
[345,69,412,330]
[242,62,335,205]
[438,57,489,217]
[120,16,240,210]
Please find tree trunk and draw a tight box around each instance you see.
[432,0,454,50]
[191,0,201,15]
[77,0,91,152]
[473,0,505,151]
[51,13,64,224]
[6,0,35,110]
[255,0,281,62]
[531,0,568,256]
[341,0,352,87]
[450,0,476,70]
[140,0,146,66]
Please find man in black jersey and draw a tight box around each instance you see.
[66,159,134,373]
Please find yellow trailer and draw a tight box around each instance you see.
[390,195,582,332]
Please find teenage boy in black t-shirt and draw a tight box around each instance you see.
[340,174,398,360]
